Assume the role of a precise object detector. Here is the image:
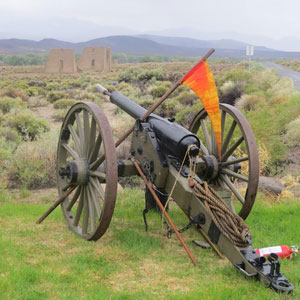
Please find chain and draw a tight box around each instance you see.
[163,219,193,239]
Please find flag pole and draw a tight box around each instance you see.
[113,48,215,148]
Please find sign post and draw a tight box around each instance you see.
[246,45,254,70]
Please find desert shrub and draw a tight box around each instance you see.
[0,136,17,188]
[3,110,50,140]
[53,98,77,109]
[25,86,46,97]
[9,131,57,188]
[103,84,117,92]
[0,126,22,144]
[118,66,142,83]
[27,96,48,108]
[219,82,243,106]
[150,85,168,98]
[47,91,67,103]
[45,82,60,91]
[118,66,164,83]
[53,109,68,121]
[0,96,26,113]
[174,91,197,106]
[1,87,29,101]
[235,94,264,111]
[137,68,164,81]
[284,117,300,147]
[219,80,235,94]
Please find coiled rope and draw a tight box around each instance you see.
[193,180,251,247]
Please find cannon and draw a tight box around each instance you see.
[38,52,294,293]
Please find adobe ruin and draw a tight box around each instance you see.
[77,46,112,71]
[44,49,77,74]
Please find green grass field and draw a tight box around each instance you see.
[0,188,299,300]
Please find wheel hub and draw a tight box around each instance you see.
[59,158,90,185]
[198,155,220,180]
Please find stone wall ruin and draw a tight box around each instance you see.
[77,46,111,71]
[44,46,112,73]
[44,49,77,73]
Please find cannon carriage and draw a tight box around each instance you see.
[38,51,294,293]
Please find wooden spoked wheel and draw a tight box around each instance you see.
[189,103,259,220]
[57,102,118,241]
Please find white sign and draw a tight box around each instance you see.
[246,45,254,56]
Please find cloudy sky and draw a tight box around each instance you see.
[0,0,299,50]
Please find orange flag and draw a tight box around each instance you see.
[180,61,222,159]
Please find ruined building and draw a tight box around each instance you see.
[77,47,111,71]
[45,49,77,73]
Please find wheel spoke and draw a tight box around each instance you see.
[89,133,102,163]
[87,189,95,233]
[75,112,85,156]
[62,143,80,159]
[200,143,209,155]
[88,118,97,158]
[90,171,106,181]
[221,120,236,155]
[87,184,101,218]
[74,187,84,226]
[90,153,105,170]
[67,186,81,211]
[220,174,245,204]
[222,168,248,182]
[90,177,105,200]
[222,136,244,161]
[200,119,212,153]
[83,110,90,156]
[82,187,89,235]
[221,110,226,142]
[221,156,249,167]
[211,123,217,156]
[68,124,82,156]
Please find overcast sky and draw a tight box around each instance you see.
[0,0,300,50]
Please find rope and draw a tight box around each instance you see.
[193,181,251,247]
[161,144,196,230]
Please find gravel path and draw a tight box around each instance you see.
[262,62,300,90]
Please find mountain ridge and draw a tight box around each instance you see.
[1,35,300,58]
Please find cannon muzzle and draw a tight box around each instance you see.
[108,91,200,160]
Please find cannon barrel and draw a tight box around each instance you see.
[110,91,200,159]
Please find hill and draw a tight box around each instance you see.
[1,35,300,58]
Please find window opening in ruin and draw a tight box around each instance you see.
[92,59,95,67]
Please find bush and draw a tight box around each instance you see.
[150,85,168,98]
[235,94,264,111]
[137,68,164,81]
[9,131,58,188]
[118,66,164,83]
[174,91,197,106]
[47,91,67,103]
[0,126,22,144]
[53,109,68,121]
[118,66,142,83]
[3,110,50,140]
[285,117,300,147]
[53,98,77,109]
[0,96,26,114]
[1,87,29,101]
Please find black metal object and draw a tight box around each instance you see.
[237,250,295,293]
[143,186,169,231]
[111,91,200,161]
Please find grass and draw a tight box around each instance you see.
[0,188,299,299]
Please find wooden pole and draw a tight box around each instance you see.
[113,48,215,148]
[132,159,197,266]
[36,185,76,224]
